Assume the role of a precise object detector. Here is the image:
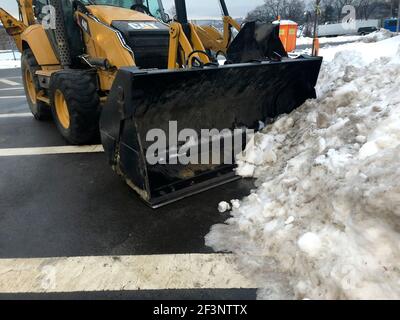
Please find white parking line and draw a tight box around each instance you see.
[0,254,254,293]
[0,79,21,86]
[0,113,32,118]
[0,95,26,99]
[0,87,24,91]
[0,145,104,157]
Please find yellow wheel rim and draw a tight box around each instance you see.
[25,68,37,103]
[54,90,70,129]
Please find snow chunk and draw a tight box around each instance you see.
[218,201,231,213]
[231,199,241,210]
[285,216,295,225]
[236,162,255,178]
[359,112,400,159]
[298,233,322,257]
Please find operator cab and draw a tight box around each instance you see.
[79,0,171,69]
[33,0,171,70]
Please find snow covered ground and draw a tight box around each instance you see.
[0,51,21,69]
[207,35,400,300]
[297,34,365,46]
[319,34,400,63]
[297,28,396,46]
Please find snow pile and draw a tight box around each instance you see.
[0,51,21,69]
[206,36,400,300]
[297,29,396,47]
[361,28,396,43]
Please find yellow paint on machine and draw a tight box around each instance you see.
[54,90,70,129]
[76,9,135,91]
[21,25,60,65]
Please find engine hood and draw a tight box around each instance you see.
[87,5,156,26]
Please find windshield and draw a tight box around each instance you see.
[84,0,166,21]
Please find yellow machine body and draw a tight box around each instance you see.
[0,0,322,208]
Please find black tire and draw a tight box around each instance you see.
[21,49,51,120]
[50,70,100,145]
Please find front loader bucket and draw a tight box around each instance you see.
[100,56,322,208]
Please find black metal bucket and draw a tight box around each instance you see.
[100,56,322,208]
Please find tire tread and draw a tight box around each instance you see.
[50,70,100,145]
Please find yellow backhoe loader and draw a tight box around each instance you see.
[0,0,322,208]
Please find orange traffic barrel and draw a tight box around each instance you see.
[273,20,298,52]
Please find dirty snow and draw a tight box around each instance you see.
[207,35,400,300]
[0,51,21,69]
[361,28,397,43]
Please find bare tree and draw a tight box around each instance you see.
[322,0,391,21]
[245,5,272,22]
[356,0,381,19]
[245,0,306,23]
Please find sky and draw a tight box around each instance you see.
[163,0,265,18]
[1,0,265,19]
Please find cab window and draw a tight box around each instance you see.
[83,0,165,21]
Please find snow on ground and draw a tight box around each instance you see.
[297,34,365,46]
[361,28,397,43]
[297,28,396,46]
[0,51,21,69]
[320,34,400,63]
[206,35,400,300]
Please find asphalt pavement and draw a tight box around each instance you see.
[0,67,257,300]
